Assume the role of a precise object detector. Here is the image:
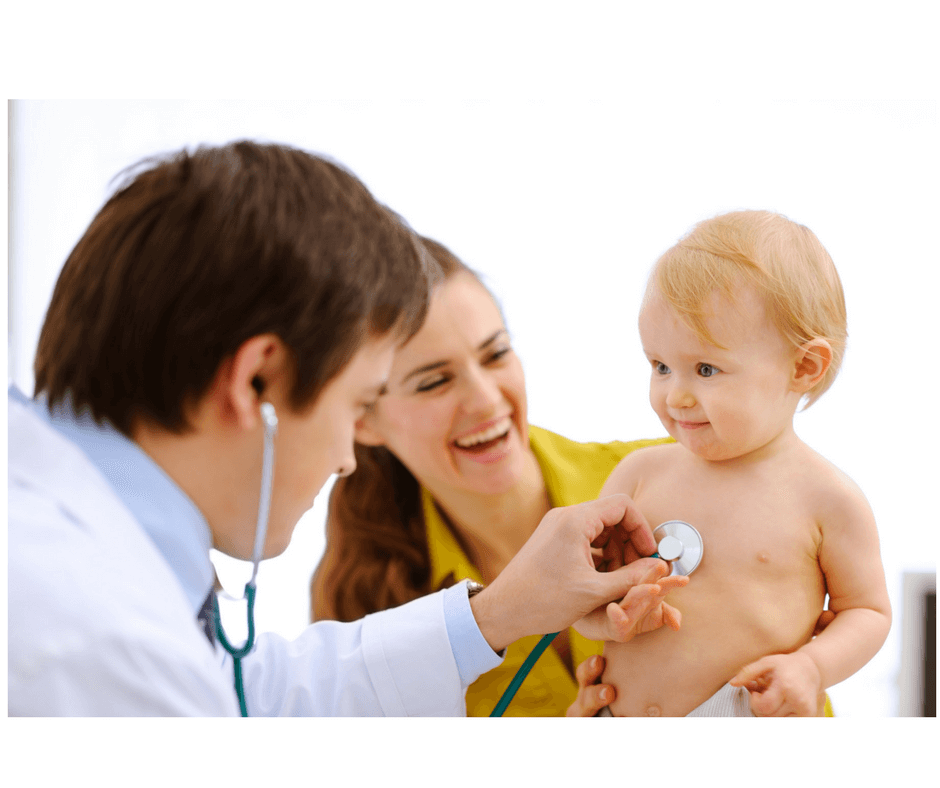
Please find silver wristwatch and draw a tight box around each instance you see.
[465,579,485,598]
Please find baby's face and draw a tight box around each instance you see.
[638,285,803,463]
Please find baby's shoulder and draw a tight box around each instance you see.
[795,445,873,525]
[601,442,681,496]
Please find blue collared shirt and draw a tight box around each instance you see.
[10,385,216,616]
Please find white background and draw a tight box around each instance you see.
[10,97,936,716]
[4,1,937,781]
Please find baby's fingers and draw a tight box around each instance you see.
[730,656,776,689]
[655,574,690,593]
[604,586,659,641]
[663,602,682,631]
[748,684,787,717]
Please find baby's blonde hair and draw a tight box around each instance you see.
[647,210,847,408]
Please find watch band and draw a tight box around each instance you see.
[465,579,485,598]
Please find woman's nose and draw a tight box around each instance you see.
[461,368,502,413]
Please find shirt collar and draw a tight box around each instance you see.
[13,385,214,614]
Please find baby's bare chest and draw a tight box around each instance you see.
[635,464,822,578]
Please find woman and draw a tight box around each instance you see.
[311,237,670,716]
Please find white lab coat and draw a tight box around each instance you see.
[7,396,476,716]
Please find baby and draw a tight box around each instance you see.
[599,211,891,716]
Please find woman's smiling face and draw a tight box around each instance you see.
[356,272,529,498]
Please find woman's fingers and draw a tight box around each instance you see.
[567,655,615,716]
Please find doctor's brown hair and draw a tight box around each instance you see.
[311,237,479,622]
[34,141,430,435]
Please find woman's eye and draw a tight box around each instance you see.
[416,376,448,393]
[698,364,719,378]
[653,361,670,375]
[484,345,512,365]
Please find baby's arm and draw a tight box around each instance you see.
[731,475,891,715]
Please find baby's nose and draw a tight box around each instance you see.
[666,383,696,409]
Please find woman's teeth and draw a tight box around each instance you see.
[454,417,512,448]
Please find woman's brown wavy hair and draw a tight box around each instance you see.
[310,237,479,621]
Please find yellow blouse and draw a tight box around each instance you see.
[422,425,669,717]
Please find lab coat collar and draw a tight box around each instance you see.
[9,385,215,615]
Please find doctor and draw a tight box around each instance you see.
[8,140,678,716]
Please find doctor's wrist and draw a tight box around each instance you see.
[468,581,517,654]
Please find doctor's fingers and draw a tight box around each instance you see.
[590,494,657,557]
[591,537,623,570]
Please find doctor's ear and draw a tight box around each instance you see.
[791,338,833,393]
[221,334,288,430]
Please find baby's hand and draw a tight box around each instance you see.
[573,558,689,642]
[729,651,824,716]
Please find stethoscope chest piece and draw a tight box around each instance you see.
[653,520,704,576]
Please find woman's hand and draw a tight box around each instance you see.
[573,558,688,642]
[566,655,615,717]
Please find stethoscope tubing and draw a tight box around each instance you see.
[212,402,278,717]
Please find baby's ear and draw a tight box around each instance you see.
[792,338,833,393]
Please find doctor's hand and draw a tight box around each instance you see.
[469,495,669,653]
[729,651,825,717]
[573,558,688,642]
[567,655,616,717]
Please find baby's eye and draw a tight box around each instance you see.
[653,361,670,375]
[698,364,719,378]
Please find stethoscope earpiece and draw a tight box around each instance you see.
[260,401,278,430]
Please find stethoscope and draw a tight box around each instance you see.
[211,401,278,717]
[489,519,704,717]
